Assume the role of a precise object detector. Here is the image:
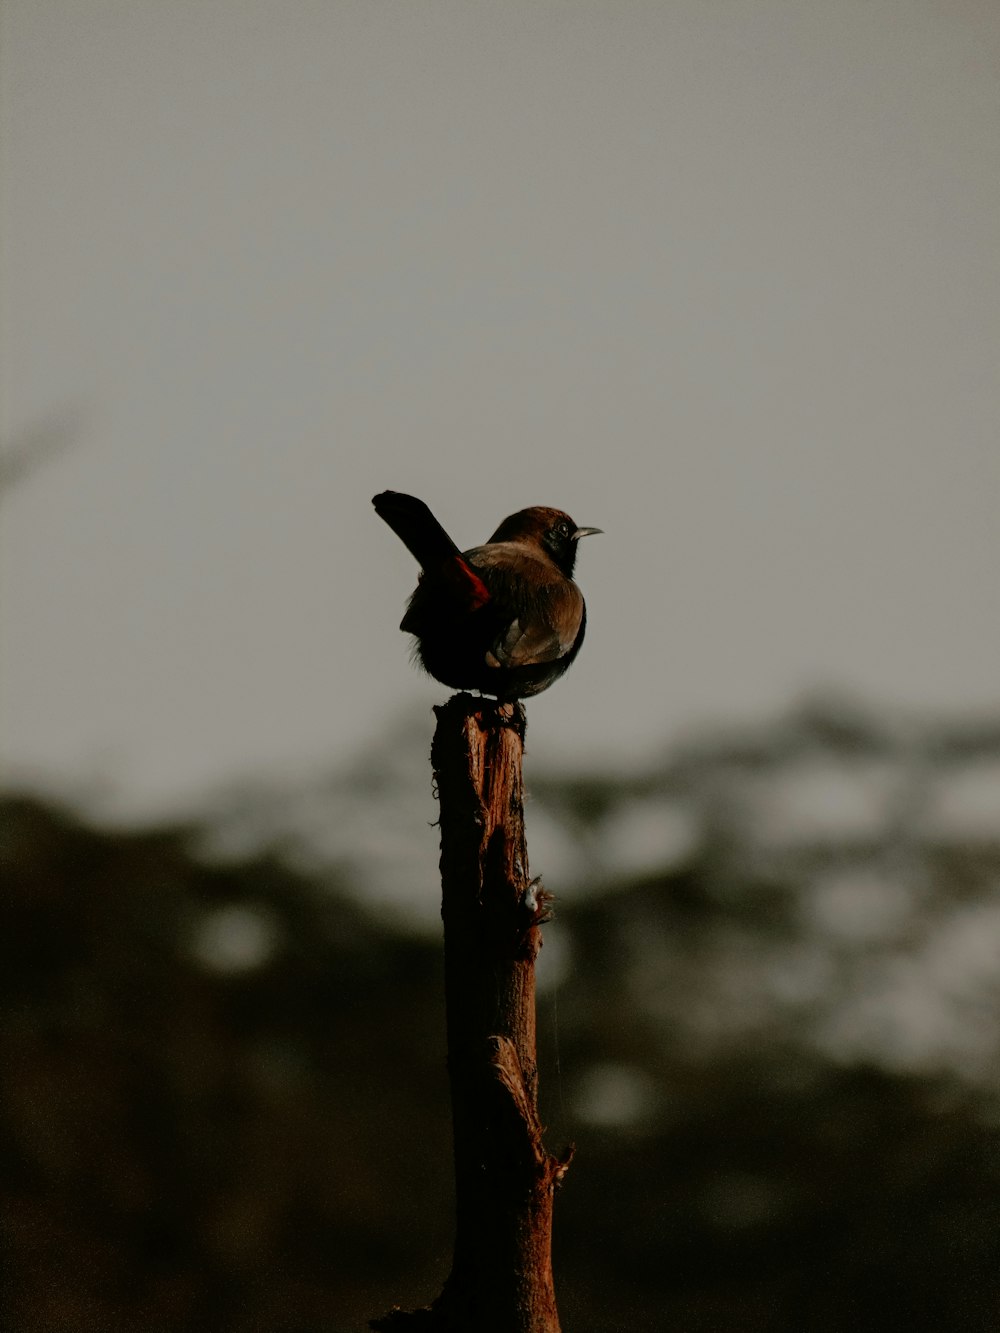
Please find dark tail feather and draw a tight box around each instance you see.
[372,491,461,569]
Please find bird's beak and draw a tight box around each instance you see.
[572,526,603,540]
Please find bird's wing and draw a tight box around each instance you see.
[461,542,585,668]
[487,580,585,668]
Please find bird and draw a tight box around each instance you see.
[372,490,601,700]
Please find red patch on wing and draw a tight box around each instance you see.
[441,556,491,609]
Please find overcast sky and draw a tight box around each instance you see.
[2,0,998,818]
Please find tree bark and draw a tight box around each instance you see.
[372,694,571,1332]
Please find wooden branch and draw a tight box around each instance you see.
[372,694,571,1333]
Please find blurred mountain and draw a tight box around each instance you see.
[3,698,999,1331]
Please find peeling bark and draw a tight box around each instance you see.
[371,694,570,1332]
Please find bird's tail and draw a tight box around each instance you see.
[372,491,461,569]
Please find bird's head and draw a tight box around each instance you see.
[488,506,602,578]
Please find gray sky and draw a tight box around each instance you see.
[2,0,998,817]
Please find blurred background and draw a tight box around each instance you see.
[2,1,999,1329]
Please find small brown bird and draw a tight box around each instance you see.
[373,491,601,700]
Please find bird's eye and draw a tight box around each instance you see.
[555,521,571,538]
